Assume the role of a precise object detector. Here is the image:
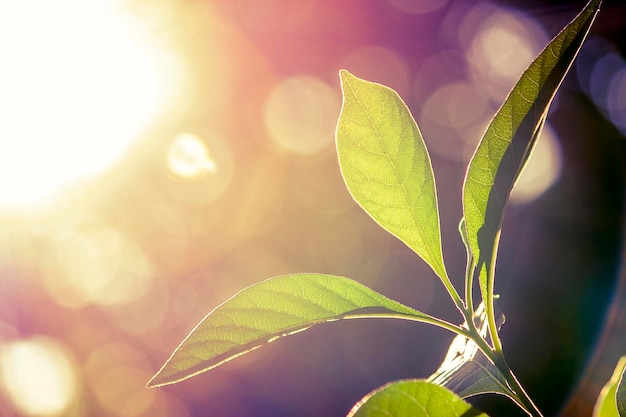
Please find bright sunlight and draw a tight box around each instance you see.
[0,0,182,211]
[0,337,78,416]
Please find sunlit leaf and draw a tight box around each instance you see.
[593,356,626,417]
[347,379,489,417]
[429,302,511,400]
[618,359,626,417]
[148,273,436,388]
[462,0,601,318]
[336,70,448,281]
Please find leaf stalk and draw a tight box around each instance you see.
[492,352,544,417]
[460,306,543,417]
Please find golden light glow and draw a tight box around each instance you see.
[94,366,153,415]
[263,76,340,155]
[422,82,489,130]
[42,221,153,309]
[109,279,170,336]
[0,337,78,416]
[419,81,492,161]
[83,342,176,416]
[160,132,234,206]
[0,0,184,211]
[167,133,217,178]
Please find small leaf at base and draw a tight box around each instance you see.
[617,358,626,416]
[593,355,626,417]
[347,379,489,417]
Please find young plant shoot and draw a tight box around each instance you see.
[148,1,620,416]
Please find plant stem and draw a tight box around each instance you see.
[487,299,503,353]
[485,235,504,354]
[439,272,467,319]
[464,324,543,417]
[385,305,543,417]
[492,351,544,417]
[464,257,476,319]
[343,312,474,340]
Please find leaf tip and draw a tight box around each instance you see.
[146,373,163,389]
[338,69,357,87]
[146,366,177,389]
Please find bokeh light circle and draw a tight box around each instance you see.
[422,82,489,130]
[606,67,626,133]
[161,131,234,206]
[465,8,547,102]
[0,337,78,416]
[42,220,154,309]
[263,76,340,155]
[510,123,562,204]
[167,133,217,178]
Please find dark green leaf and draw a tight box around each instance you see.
[462,0,601,317]
[347,379,489,417]
[336,70,448,282]
[148,273,435,388]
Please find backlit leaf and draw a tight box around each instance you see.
[593,356,626,417]
[336,70,448,281]
[618,359,626,416]
[347,379,489,417]
[462,0,601,316]
[148,273,436,388]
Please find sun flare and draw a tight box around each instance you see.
[0,0,183,211]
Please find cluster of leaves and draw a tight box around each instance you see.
[147,0,624,415]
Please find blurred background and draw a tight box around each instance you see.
[0,0,624,416]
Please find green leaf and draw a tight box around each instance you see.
[336,70,447,282]
[462,0,601,319]
[618,359,626,416]
[593,356,626,417]
[347,379,489,417]
[148,273,438,388]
